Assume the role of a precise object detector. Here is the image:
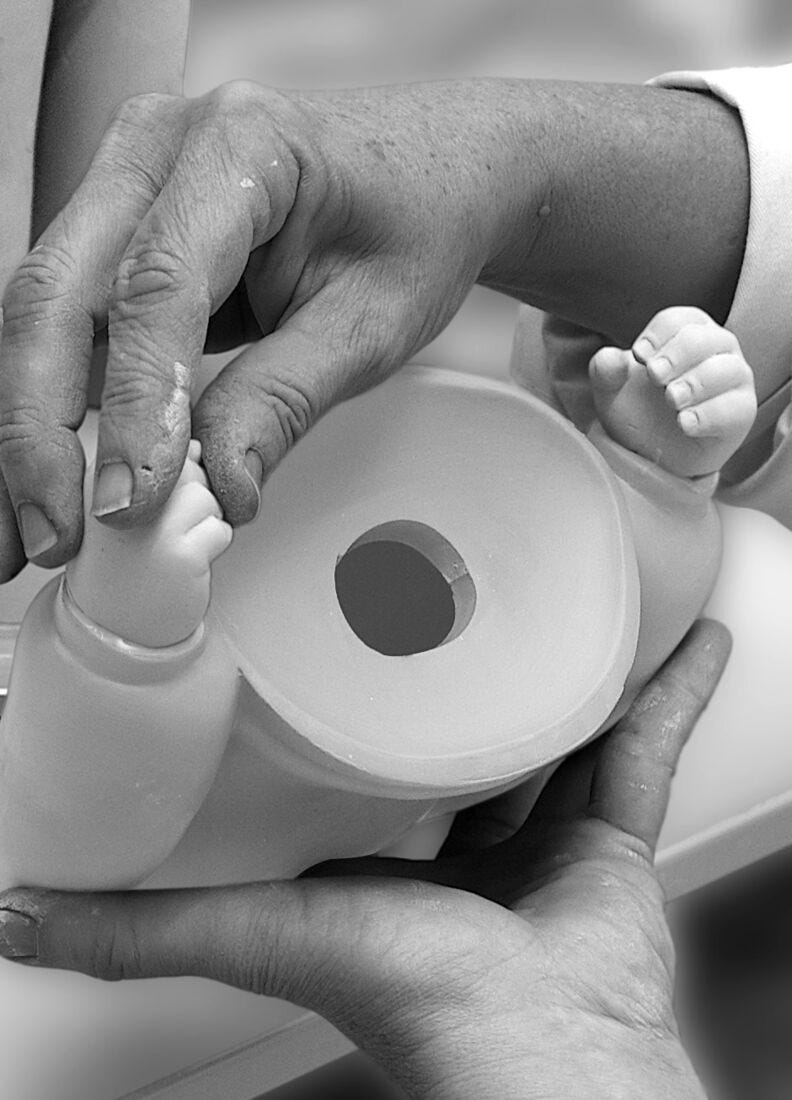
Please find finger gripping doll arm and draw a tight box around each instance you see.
[0,443,239,890]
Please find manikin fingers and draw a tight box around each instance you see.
[638,321,742,386]
[161,479,224,532]
[664,353,755,411]
[588,346,632,391]
[177,440,209,487]
[676,387,757,439]
[181,514,233,567]
[632,306,728,367]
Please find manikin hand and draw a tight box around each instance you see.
[0,621,727,1099]
[66,439,231,647]
[590,306,757,478]
[0,79,747,580]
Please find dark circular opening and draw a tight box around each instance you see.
[334,521,476,657]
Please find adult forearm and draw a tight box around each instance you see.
[297,78,747,346]
[0,75,749,567]
[481,79,748,345]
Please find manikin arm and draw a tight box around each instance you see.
[67,441,232,647]
[0,444,239,890]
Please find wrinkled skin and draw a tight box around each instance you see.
[0,78,746,577]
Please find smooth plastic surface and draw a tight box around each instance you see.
[5,407,792,1100]
[67,445,232,648]
[0,366,728,890]
[211,367,643,787]
[0,577,239,890]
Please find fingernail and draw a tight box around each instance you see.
[633,337,655,362]
[0,909,39,959]
[678,408,699,432]
[92,461,133,517]
[666,379,691,409]
[648,356,672,383]
[17,502,57,559]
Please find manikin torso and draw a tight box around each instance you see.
[0,367,721,889]
[0,3,724,892]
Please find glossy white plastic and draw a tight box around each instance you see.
[0,367,721,889]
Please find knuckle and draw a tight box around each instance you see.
[655,667,710,712]
[679,373,702,401]
[208,372,316,463]
[207,79,266,115]
[195,81,297,202]
[102,369,160,414]
[195,81,267,150]
[675,305,709,326]
[721,327,741,352]
[110,92,181,131]
[737,388,758,416]
[98,95,185,194]
[733,354,754,384]
[258,377,315,454]
[88,920,144,982]
[182,480,221,514]
[678,322,706,347]
[112,225,210,316]
[652,305,691,330]
[201,513,229,538]
[0,398,55,462]
[2,245,82,330]
[100,358,191,449]
[113,243,188,314]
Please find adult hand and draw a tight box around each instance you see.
[0,77,747,580]
[0,80,526,579]
[0,620,727,1098]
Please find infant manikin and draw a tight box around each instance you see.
[0,308,756,891]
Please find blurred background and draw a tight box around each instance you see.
[186,0,792,90]
[186,0,792,383]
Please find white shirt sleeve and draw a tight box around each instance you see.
[650,65,792,411]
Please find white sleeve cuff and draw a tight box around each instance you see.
[650,65,792,409]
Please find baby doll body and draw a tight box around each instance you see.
[0,313,756,890]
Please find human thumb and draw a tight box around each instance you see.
[193,278,412,526]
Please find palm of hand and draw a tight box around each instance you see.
[304,810,678,1100]
[299,622,730,1098]
[0,623,722,1100]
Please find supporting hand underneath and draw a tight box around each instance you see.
[0,620,727,1099]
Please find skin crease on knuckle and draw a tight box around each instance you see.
[198,81,303,240]
[1,246,90,345]
[99,94,185,189]
[0,396,83,488]
[99,349,193,502]
[103,246,203,439]
[112,239,199,318]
